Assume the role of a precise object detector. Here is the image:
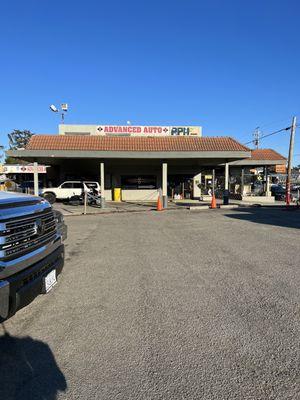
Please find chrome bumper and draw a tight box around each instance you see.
[0,244,64,320]
[0,236,62,280]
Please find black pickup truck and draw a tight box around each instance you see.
[0,191,67,321]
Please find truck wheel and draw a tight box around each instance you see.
[43,192,56,204]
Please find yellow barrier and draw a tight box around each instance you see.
[114,188,122,202]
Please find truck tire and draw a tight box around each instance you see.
[43,192,56,204]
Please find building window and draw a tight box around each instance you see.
[61,182,74,188]
[72,182,84,189]
[121,175,157,189]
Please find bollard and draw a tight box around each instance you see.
[100,196,106,208]
[83,191,87,215]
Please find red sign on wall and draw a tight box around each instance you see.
[3,165,47,174]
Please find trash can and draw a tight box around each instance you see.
[223,190,229,205]
[114,188,122,202]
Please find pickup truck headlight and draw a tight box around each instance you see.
[54,210,64,224]
[53,210,67,241]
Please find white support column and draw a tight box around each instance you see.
[225,162,229,191]
[100,162,105,208]
[33,162,39,196]
[241,168,245,196]
[162,163,168,208]
[223,162,230,205]
[193,172,202,200]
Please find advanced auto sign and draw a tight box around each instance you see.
[2,165,48,174]
[97,125,201,136]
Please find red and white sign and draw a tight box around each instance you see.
[3,165,47,174]
[96,125,201,136]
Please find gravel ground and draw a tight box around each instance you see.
[1,208,300,400]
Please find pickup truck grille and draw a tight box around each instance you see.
[0,210,57,261]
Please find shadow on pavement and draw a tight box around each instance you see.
[225,207,300,229]
[0,324,67,400]
[174,201,209,207]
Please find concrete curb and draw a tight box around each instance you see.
[219,204,240,209]
[189,204,240,211]
[63,209,153,217]
[59,202,299,216]
[189,206,210,211]
[61,206,183,217]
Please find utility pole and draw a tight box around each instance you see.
[253,127,260,149]
[286,116,297,205]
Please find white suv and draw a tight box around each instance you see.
[41,181,101,203]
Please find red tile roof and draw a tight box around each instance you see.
[250,149,286,161]
[26,135,250,152]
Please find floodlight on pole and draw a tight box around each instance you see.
[49,103,68,124]
[50,105,58,113]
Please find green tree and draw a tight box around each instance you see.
[8,129,33,150]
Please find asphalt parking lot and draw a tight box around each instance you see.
[1,208,300,400]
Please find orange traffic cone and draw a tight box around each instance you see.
[157,194,163,211]
[210,194,217,209]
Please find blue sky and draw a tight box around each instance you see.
[1,0,300,162]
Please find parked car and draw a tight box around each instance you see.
[0,191,67,321]
[41,181,101,203]
[270,184,298,202]
[271,184,286,201]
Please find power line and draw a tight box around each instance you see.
[252,116,292,131]
[239,114,298,140]
[244,126,291,146]
[258,114,299,130]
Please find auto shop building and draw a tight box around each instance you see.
[7,125,286,205]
